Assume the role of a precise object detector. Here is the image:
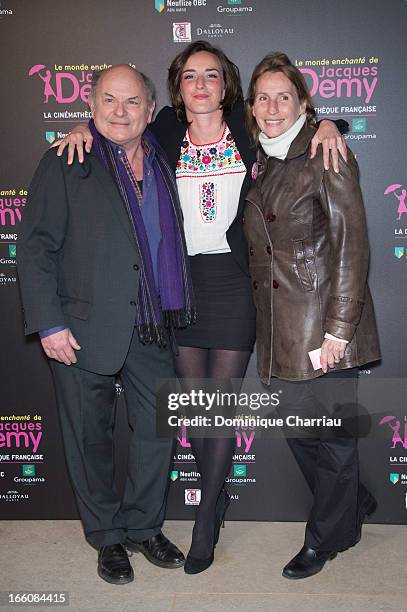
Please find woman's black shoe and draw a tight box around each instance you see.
[214,487,231,546]
[184,551,214,575]
[184,487,230,575]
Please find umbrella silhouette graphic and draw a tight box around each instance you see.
[379,415,397,425]
[28,64,46,76]
[384,184,402,195]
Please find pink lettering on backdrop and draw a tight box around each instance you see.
[177,423,255,453]
[299,65,378,104]
[28,65,92,104]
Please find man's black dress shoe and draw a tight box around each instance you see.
[126,531,185,569]
[97,544,134,585]
[282,546,337,579]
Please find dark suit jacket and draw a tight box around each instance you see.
[18,148,141,375]
[150,100,256,275]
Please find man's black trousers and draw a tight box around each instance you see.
[51,330,175,548]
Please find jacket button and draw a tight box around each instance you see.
[266,245,272,254]
[266,213,276,222]
[273,280,279,289]
[249,247,254,256]
[130,300,137,306]
[242,216,245,224]
[133,264,139,271]
[253,280,258,290]
[24,322,27,328]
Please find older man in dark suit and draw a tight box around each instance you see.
[18,65,194,584]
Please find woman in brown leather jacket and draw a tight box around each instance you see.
[244,52,381,580]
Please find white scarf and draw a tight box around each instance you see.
[259,113,307,159]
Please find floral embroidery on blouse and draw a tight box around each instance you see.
[199,181,216,223]
[175,125,246,255]
[176,125,245,178]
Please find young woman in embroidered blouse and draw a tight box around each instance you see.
[55,41,347,575]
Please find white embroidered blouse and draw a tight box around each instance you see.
[175,124,246,256]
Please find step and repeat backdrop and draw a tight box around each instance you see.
[1,0,406,523]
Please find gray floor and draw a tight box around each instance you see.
[1,520,406,612]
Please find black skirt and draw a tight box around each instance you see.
[175,253,256,351]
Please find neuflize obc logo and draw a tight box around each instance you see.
[394,247,405,259]
[8,244,16,258]
[390,473,400,484]
[45,131,56,144]
[154,0,165,12]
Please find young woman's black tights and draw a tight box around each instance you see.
[175,346,251,559]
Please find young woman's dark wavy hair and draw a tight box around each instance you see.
[168,40,243,124]
[246,52,316,143]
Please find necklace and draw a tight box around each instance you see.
[188,121,226,147]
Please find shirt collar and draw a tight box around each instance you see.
[107,133,156,163]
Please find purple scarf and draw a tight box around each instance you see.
[89,120,195,346]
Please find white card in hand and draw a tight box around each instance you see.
[308,348,322,371]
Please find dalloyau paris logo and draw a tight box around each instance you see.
[196,23,234,38]
[0,490,29,502]
[0,272,16,286]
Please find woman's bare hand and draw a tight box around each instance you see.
[52,124,93,164]
[320,338,347,373]
[310,120,347,173]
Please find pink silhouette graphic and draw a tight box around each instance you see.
[28,64,57,103]
[384,184,407,221]
[177,423,191,449]
[379,415,407,449]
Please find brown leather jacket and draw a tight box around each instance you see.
[244,124,380,384]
